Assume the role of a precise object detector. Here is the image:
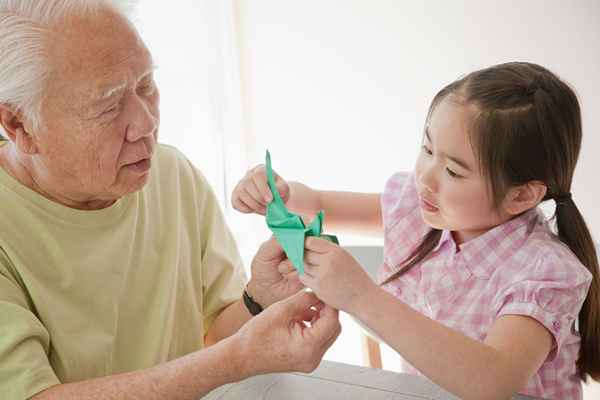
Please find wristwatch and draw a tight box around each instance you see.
[243,286,264,316]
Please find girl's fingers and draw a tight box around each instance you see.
[299,274,310,287]
[240,189,266,214]
[299,270,315,284]
[303,263,318,278]
[305,237,334,253]
[275,177,290,202]
[232,196,253,213]
[245,181,267,207]
[304,250,322,266]
[252,171,273,204]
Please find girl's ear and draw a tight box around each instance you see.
[0,105,38,155]
[503,181,547,216]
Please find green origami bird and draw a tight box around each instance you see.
[265,151,338,275]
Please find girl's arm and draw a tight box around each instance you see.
[286,181,383,235]
[300,238,553,400]
[231,165,383,236]
[353,286,552,400]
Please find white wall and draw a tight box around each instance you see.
[235,0,600,237]
[234,0,600,397]
[135,1,229,199]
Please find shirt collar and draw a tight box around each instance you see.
[433,229,453,252]
[455,208,541,279]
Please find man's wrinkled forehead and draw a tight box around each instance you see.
[45,8,154,106]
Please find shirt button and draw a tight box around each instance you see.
[552,321,561,332]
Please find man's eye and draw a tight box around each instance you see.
[139,84,155,95]
[99,104,119,118]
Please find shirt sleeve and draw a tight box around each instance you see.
[494,252,592,361]
[191,169,248,336]
[0,250,60,399]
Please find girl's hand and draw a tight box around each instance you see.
[231,164,290,215]
[300,237,378,314]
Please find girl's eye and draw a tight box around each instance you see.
[422,145,432,155]
[446,168,461,178]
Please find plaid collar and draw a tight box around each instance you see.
[444,207,541,279]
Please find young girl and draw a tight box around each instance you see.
[231,62,600,400]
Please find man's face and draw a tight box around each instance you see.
[33,8,160,206]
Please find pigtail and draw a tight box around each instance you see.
[555,199,600,381]
[531,75,600,380]
[380,228,442,285]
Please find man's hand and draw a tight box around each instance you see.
[234,290,342,377]
[247,236,304,307]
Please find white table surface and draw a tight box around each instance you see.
[201,360,542,399]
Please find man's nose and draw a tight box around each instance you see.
[125,96,158,143]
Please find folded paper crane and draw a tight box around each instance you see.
[265,151,338,275]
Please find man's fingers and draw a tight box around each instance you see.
[280,290,320,315]
[284,269,301,282]
[320,321,342,352]
[257,235,286,260]
[299,308,319,322]
[310,305,341,339]
[278,260,295,275]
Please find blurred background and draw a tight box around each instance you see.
[133,1,600,397]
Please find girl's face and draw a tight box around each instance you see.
[415,97,510,245]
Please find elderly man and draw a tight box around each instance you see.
[0,1,341,399]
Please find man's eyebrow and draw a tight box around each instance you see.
[137,65,158,83]
[424,127,473,172]
[99,83,127,100]
[95,65,158,102]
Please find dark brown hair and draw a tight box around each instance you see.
[382,62,600,381]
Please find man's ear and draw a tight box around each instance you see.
[502,181,547,216]
[0,104,38,154]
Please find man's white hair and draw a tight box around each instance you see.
[0,0,135,133]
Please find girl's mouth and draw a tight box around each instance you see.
[420,197,439,213]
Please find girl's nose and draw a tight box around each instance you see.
[418,164,437,194]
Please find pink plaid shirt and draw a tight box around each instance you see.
[377,172,592,400]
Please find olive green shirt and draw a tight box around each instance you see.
[0,143,247,399]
